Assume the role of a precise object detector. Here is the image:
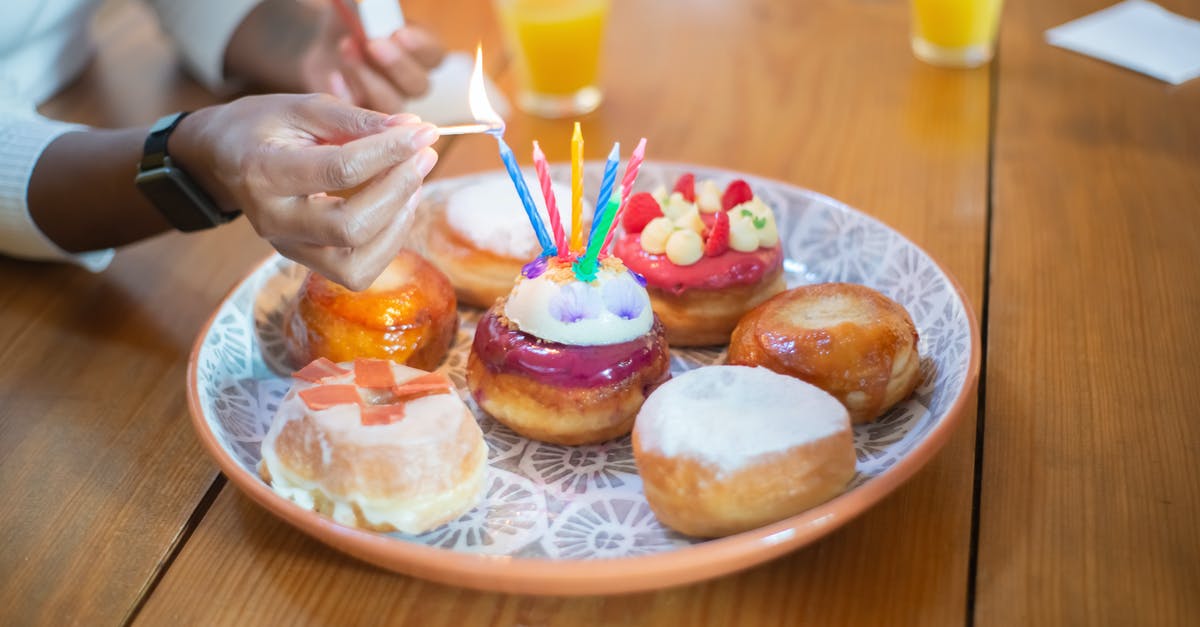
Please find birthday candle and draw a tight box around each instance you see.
[589,142,620,243]
[574,197,621,280]
[570,122,584,254]
[602,137,647,253]
[531,141,568,257]
[496,136,556,255]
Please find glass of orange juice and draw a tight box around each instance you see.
[494,0,610,118]
[910,0,1003,68]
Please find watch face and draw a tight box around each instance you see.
[135,166,226,232]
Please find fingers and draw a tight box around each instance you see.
[366,37,432,97]
[272,190,419,292]
[267,122,437,195]
[290,91,392,141]
[327,70,354,103]
[338,38,407,113]
[277,147,437,248]
[394,27,445,69]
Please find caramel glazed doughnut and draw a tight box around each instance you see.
[261,358,487,533]
[729,282,922,424]
[467,256,670,445]
[633,366,855,538]
[411,174,590,309]
[284,250,458,371]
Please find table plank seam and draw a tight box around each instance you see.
[122,473,227,627]
[965,46,1001,627]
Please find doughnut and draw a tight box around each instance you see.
[412,175,590,309]
[612,175,785,346]
[284,250,458,370]
[260,358,487,533]
[633,365,855,538]
[728,283,921,424]
[466,255,670,445]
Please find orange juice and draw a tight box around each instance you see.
[495,0,609,116]
[910,0,1002,68]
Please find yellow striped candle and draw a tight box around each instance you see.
[570,122,584,254]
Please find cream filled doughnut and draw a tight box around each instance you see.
[728,283,921,424]
[260,358,487,533]
[415,175,591,309]
[632,365,855,538]
[613,175,785,346]
[466,255,670,445]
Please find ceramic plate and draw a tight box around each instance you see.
[187,162,980,595]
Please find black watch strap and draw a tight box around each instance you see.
[136,112,240,232]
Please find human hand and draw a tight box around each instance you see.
[171,93,439,290]
[299,8,446,113]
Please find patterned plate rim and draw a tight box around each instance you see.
[186,163,981,595]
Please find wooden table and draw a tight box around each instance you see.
[2,0,1196,624]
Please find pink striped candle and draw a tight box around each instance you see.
[601,137,647,253]
[531,141,568,257]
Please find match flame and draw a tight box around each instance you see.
[469,44,505,133]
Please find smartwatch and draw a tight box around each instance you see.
[135,112,240,232]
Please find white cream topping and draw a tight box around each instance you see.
[260,362,487,533]
[635,366,850,475]
[445,175,590,259]
[503,265,653,346]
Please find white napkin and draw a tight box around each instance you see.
[403,51,511,126]
[1045,0,1200,85]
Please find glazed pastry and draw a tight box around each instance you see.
[284,251,458,370]
[633,365,855,538]
[260,357,487,533]
[612,174,785,346]
[728,283,921,423]
[412,175,589,309]
[466,255,670,445]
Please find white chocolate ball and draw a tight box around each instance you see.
[640,217,676,254]
[758,215,780,247]
[697,180,722,213]
[673,207,706,234]
[729,214,760,252]
[651,185,669,207]
[665,229,704,266]
[662,192,695,220]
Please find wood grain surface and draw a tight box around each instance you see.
[0,3,250,625]
[135,0,987,625]
[976,1,1200,625]
[22,0,1198,624]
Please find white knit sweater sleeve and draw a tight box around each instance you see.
[145,0,262,90]
[0,105,114,271]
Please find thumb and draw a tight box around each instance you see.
[289,93,413,143]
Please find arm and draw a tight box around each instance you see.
[28,127,169,252]
[219,0,322,94]
[23,94,439,290]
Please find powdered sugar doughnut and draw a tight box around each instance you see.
[260,358,487,533]
[415,175,591,309]
[632,365,854,537]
